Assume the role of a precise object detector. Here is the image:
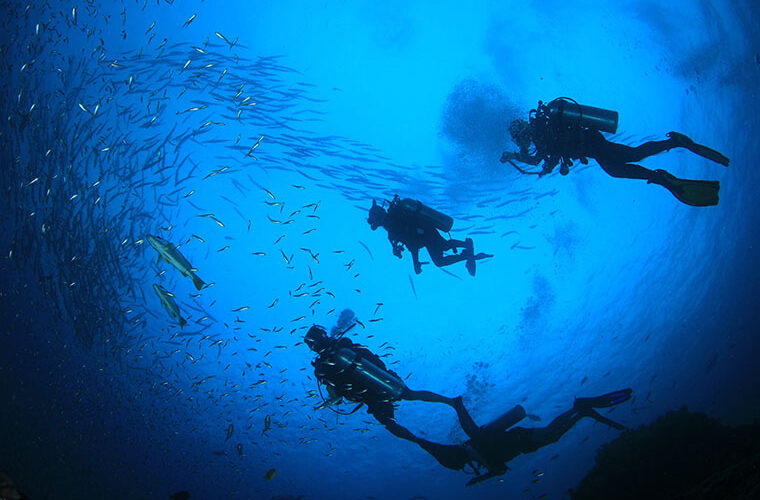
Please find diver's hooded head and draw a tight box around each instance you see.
[509,119,531,146]
[367,199,386,231]
[305,325,330,352]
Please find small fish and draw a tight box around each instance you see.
[246,135,264,157]
[215,31,231,45]
[225,423,234,441]
[183,13,196,27]
[263,468,276,481]
[263,415,271,435]
[236,443,243,457]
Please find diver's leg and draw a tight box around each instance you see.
[375,413,472,470]
[597,161,659,181]
[410,247,423,274]
[429,252,468,267]
[452,396,481,439]
[509,409,584,454]
[375,414,420,443]
[599,161,720,206]
[647,169,720,207]
[596,132,729,166]
[403,388,457,405]
[667,132,730,166]
[600,139,675,163]
[427,233,467,268]
[572,388,632,430]
[591,131,676,163]
[402,389,480,438]
[415,439,473,471]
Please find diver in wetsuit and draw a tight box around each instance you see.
[411,388,633,486]
[304,325,464,443]
[367,195,492,276]
[501,97,729,206]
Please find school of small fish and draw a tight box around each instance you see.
[0,1,561,497]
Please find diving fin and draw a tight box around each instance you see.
[650,169,720,207]
[464,238,476,276]
[667,132,730,166]
[582,408,626,431]
[574,388,632,431]
[574,388,633,410]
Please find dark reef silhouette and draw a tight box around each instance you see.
[571,407,760,500]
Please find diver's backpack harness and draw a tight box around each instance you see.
[511,97,619,176]
[314,323,406,415]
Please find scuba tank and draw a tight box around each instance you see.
[331,348,405,400]
[479,405,527,434]
[547,97,618,134]
[396,197,454,233]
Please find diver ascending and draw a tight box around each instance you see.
[304,324,464,444]
[367,195,493,276]
[501,97,729,206]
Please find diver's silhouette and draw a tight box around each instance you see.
[367,195,492,276]
[305,325,462,434]
[411,389,633,486]
[501,97,728,206]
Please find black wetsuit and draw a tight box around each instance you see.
[383,200,469,272]
[312,337,399,419]
[512,103,725,196]
[312,337,461,442]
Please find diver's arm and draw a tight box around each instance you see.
[501,149,542,166]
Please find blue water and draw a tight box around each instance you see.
[1,1,758,499]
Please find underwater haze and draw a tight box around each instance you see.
[1,0,759,499]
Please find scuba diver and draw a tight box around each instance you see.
[304,324,465,444]
[367,195,493,276]
[501,97,729,206]
[411,388,633,486]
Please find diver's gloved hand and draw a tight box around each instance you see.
[500,152,514,163]
[315,395,343,410]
